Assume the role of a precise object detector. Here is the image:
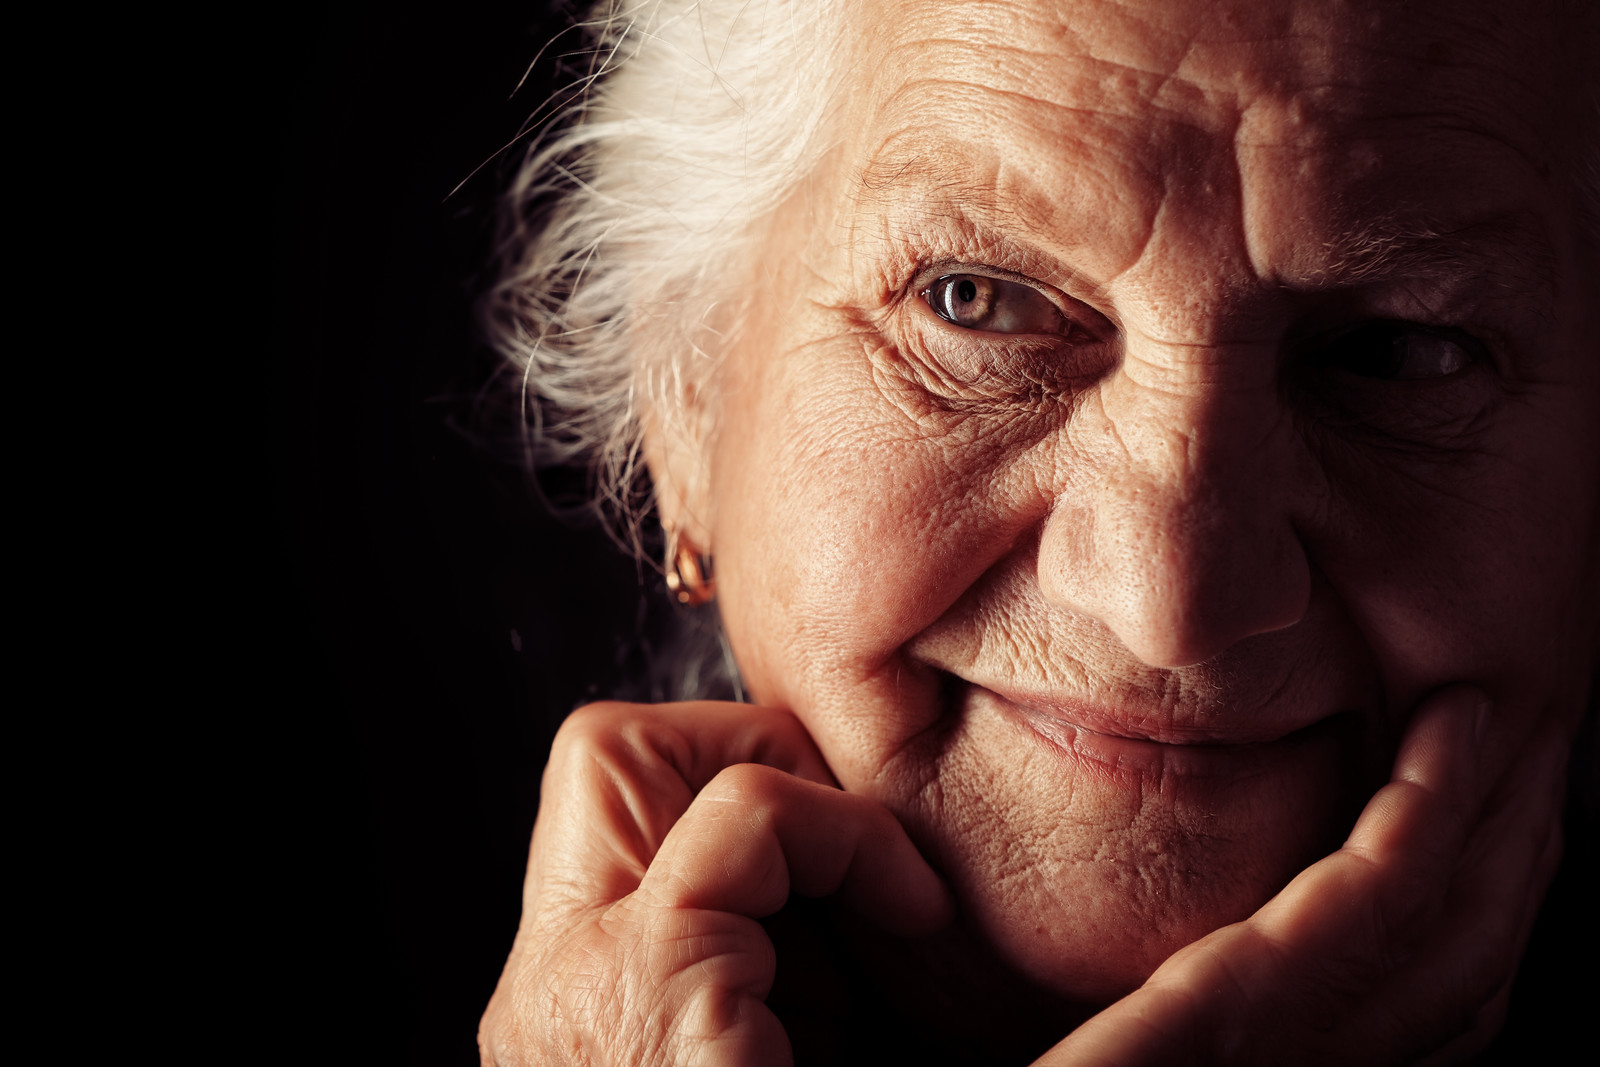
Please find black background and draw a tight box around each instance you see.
[256,3,1596,1064]
[262,3,638,1062]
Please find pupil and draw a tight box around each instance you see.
[956,279,977,304]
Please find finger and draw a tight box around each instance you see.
[1029,973,1203,1066]
[1342,682,1485,865]
[1243,683,1488,989]
[551,700,835,799]
[585,903,792,1067]
[635,762,954,937]
[532,702,836,910]
[627,701,840,791]
[1359,717,1569,1064]
[576,765,953,1067]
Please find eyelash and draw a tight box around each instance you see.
[880,264,1101,406]
[921,272,1075,335]
[913,259,1066,304]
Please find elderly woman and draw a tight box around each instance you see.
[476,0,1599,1062]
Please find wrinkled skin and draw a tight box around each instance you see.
[483,0,1599,1062]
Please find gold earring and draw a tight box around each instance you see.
[665,527,716,606]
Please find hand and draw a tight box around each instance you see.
[477,701,953,1067]
[1035,685,1570,1066]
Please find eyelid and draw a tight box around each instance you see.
[1300,319,1490,374]
[906,262,1105,339]
[909,262,1058,300]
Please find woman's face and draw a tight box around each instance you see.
[661,0,1600,1001]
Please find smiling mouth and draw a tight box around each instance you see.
[949,676,1355,780]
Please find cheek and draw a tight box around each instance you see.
[707,329,1053,779]
[714,376,954,666]
[1313,389,1600,727]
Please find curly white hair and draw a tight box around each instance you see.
[482,0,845,554]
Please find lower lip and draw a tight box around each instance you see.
[962,684,1350,783]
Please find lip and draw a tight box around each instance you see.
[978,680,1314,744]
[960,679,1352,782]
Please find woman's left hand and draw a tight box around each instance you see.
[1035,684,1569,1065]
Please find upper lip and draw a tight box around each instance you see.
[972,679,1323,746]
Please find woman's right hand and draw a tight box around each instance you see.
[1036,685,1570,1066]
[476,701,954,1067]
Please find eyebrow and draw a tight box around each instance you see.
[856,151,992,205]
[1300,214,1560,294]
[855,149,1561,301]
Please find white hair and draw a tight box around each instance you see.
[482,0,844,553]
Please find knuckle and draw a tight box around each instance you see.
[671,984,746,1057]
[701,762,789,809]
[548,703,680,792]
[554,701,637,751]
[745,708,819,761]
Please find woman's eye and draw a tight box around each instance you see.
[1319,320,1483,380]
[923,274,1066,334]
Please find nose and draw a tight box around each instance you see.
[1037,348,1311,668]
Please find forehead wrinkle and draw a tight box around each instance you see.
[841,126,1558,328]
[846,146,1133,306]
[845,99,1166,283]
[834,0,1571,312]
[846,76,1262,289]
[858,2,1259,136]
[867,39,1251,142]
[853,133,1007,223]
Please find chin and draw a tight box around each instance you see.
[896,675,1373,1004]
